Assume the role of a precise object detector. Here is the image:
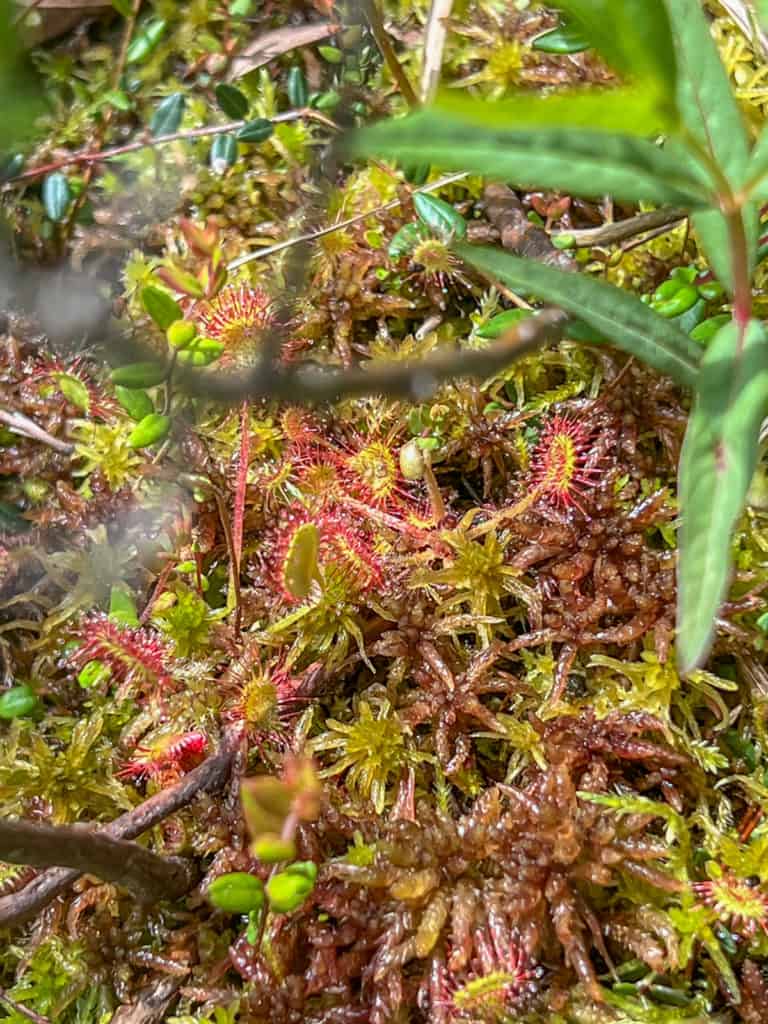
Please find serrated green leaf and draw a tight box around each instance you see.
[354,112,709,207]
[210,134,238,173]
[149,93,185,136]
[141,285,182,330]
[413,193,466,240]
[42,172,71,222]
[556,0,676,97]
[215,83,249,120]
[677,319,768,672]
[455,244,701,387]
[664,0,749,188]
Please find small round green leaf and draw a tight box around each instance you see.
[236,118,274,143]
[215,83,249,120]
[166,319,197,349]
[287,66,308,108]
[266,870,314,913]
[210,134,238,174]
[318,45,343,64]
[149,93,185,135]
[0,684,38,719]
[141,285,183,330]
[208,872,265,914]
[42,172,72,223]
[115,386,154,420]
[128,413,171,449]
[413,193,466,240]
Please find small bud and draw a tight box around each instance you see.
[166,319,198,349]
[399,439,425,481]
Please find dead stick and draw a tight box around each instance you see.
[0,726,241,928]
[0,819,195,902]
[556,207,688,248]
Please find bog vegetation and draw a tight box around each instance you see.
[0,1,768,1022]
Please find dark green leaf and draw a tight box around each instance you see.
[677,319,768,672]
[413,193,467,240]
[42,172,71,222]
[556,0,676,97]
[126,18,166,64]
[215,83,249,120]
[111,0,134,15]
[664,0,749,188]
[456,244,701,388]
[115,386,154,421]
[532,25,589,54]
[110,361,167,388]
[0,153,23,182]
[141,285,182,330]
[354,112,709,207]
[287,66,308,107]
[236,118,274,143]
[149,93,185,135]
[210,134,238,173]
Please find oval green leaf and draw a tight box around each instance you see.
[149,93,185,136]
[210,134,238,173]
[215,83,249,120]
[532,25,589,54]
[0,684,38,720]
[287,66,308,108]
[208,872,265,914]
[141,285,182,330]
[42,172,71,222]
[413,193,467,240]
[128,413,171,449]
[236,118,274,143]
[110,361,167,389]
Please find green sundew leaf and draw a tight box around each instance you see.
[664,0,749,187]
[556,0,676,97]
[354,112,708,208]
[283,522,319,600]
[210,134,238,173]
[236,118,274,143]
[42,172,72,222]
[149,93,185,136]
[434,86,676,136]
[455,244,701,388]
[109,584,139,627]
[141,284,182,330]
[692,203,759,295]
[215,83,249,120]
[413,193,466,240]
[677,319,768,672]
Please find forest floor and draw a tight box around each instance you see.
[1,2,768,1022]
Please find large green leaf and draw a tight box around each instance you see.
[556,0,677,98]
[353,113,710,208]
[434,86,676,136]
[664,0,749,187]
[677,319,768,672]
[0,0,44,144]
[455,244,701,388]
[692,202,759,294]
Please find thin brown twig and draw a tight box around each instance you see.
[0,818,196,901]
[226,170,469,270]
[360,0,419,108]
[5,110,336,187]
[0,726,242,929]
[554,207,688,248]
[0,408,74,454]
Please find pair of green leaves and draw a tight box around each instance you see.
[355,0,768,673]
